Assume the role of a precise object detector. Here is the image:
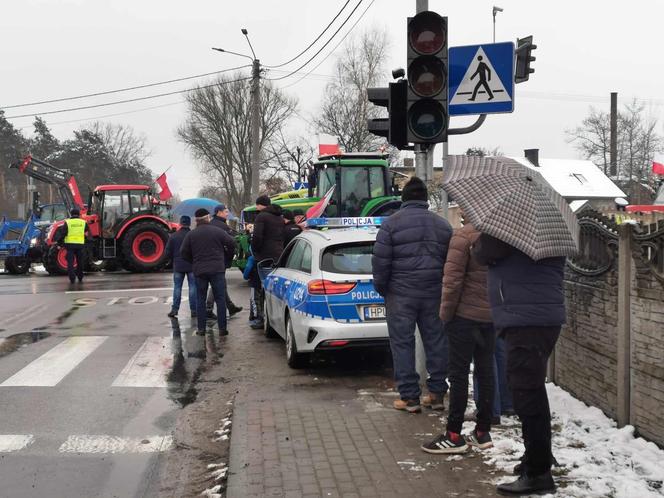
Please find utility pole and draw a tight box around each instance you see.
[250,58,261,201]
[610,92,618,177]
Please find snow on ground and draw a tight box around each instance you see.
[485,383,664,498]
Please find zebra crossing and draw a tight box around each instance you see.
[0,434,173,454]
[0,334,180,388]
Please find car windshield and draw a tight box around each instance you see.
[655,184,664,205]
[321,242,374,275]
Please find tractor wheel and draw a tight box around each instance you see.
[119,221,169,273]
[44,246,70,275]
[5,256,30,275]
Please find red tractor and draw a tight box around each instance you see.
[11,155,176,274]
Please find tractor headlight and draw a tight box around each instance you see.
[30,237,38,247]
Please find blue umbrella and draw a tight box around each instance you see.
[172,198,238,221]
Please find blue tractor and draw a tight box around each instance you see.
[0,203,68,274]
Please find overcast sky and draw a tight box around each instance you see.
[2,0,662,199]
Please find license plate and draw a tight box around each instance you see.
[362,305,386,320]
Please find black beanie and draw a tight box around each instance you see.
[194,208,210,218]
[401,176,428,202]
[256,195,271,207]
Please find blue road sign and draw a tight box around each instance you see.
[448,42,515,116]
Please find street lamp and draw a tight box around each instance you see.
[492,6,503,43]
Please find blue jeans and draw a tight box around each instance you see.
[385,294,449,400]
[196,273,227,332]
[474,336,513,416]
[172,271,196,313]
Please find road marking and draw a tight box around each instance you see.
[65,287,173,294]
[58,435,173,454]
[0,303,44,327]
[112,337,172,388]
[0,336,107,387]
[0,435,34,452]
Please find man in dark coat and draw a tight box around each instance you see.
[181,209,236,336]
[249,195,284,329]
[205,203,242,318]
[282,209,302,246]
[166,215,196,318]
[372,177,453,413]
[473,233,564,496]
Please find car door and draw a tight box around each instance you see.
[265,241,304,335]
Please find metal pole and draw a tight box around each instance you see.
[610,92,618,177]
[440,142,449,219]
[250,59,261,200]
[493,11,496,42]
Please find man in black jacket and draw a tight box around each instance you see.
[205,204,242,318]
[181,209,236,336]
[249,195,284,329]
[372,177,453,413]
[282,209,302,246]
[166,215,196,318]
[473,233,564,496]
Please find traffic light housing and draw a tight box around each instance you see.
[406,11,448,144]
[367,80,408,149]
[515,35,537,83]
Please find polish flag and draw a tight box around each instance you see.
[318,134,342,156]
[306,186,335,219]
[653,155,664,176]
[156,172,173,201]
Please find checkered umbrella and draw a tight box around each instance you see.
[442,155,579,260]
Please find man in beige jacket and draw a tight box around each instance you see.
[422,222,496,454]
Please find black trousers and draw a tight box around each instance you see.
[65,244,85,283]
[503,326,561,476]
[446,317,495,434]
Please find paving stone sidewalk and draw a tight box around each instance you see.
[225,333,504,498]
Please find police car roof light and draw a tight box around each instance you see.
[306,217,385,229]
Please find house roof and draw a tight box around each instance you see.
[510,157,626,200]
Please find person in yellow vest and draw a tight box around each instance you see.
[56,208,90,284]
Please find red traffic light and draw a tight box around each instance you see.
[408,11,446,55]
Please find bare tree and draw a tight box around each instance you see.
[566,100,663,183]
[89,122,151,166]
[313,28,391,153]
[264,130,315,186]
[178,74,297,213]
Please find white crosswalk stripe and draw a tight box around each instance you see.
[0,336,108,387]
[112,336,172,388]
[58,435,173,454]
[0,435,34,452]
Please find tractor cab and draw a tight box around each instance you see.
[86,185,156,238]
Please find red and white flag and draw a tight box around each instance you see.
[318,134,342,156]
[653,155,664,176]
[155,172,173,201]
[306,186,335,219]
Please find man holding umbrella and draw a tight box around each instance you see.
[439,156,579,496]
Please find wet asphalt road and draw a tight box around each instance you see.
[0,267,213,498]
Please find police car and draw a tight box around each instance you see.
[262,217,389,368]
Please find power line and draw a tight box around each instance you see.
[280,0,375,90]
[4,76,251,120]
[266,0,365,82]
[263,0,352,69]
[1,65,251,110]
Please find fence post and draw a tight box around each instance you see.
[617,224,632,427]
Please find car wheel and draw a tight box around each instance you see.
[263,301,278,339]
[285,314,309,369]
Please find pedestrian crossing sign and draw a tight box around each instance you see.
[448,42,515,116]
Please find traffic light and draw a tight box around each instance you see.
[406,11,448,144]
[515,35,537,83]
[367,80,408,149]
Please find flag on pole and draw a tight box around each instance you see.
[318,134,342,156]
[653,155,664,175]
[306,186,335,219]
[156,172,172,201]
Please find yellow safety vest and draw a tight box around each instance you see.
[64,218,86,245]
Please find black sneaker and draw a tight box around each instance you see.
[228,305,243,317]
[497,472,555,496]
[219,329,229,336]
[250,319,264,330]
[195,329,207,336]
[465,430,493,450]
[167,310,178,318]
[422,432,469,454]
[206,310,217,320]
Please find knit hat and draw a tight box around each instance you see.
[401,176,428,202]
[194,208,210,218]
[179,215,191,226]
[214,203,227,213]
[255,195,271,207]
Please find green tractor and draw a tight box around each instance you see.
[234,152,403,269]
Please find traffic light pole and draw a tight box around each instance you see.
[250,58,261,201]
[414,0,435,184]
